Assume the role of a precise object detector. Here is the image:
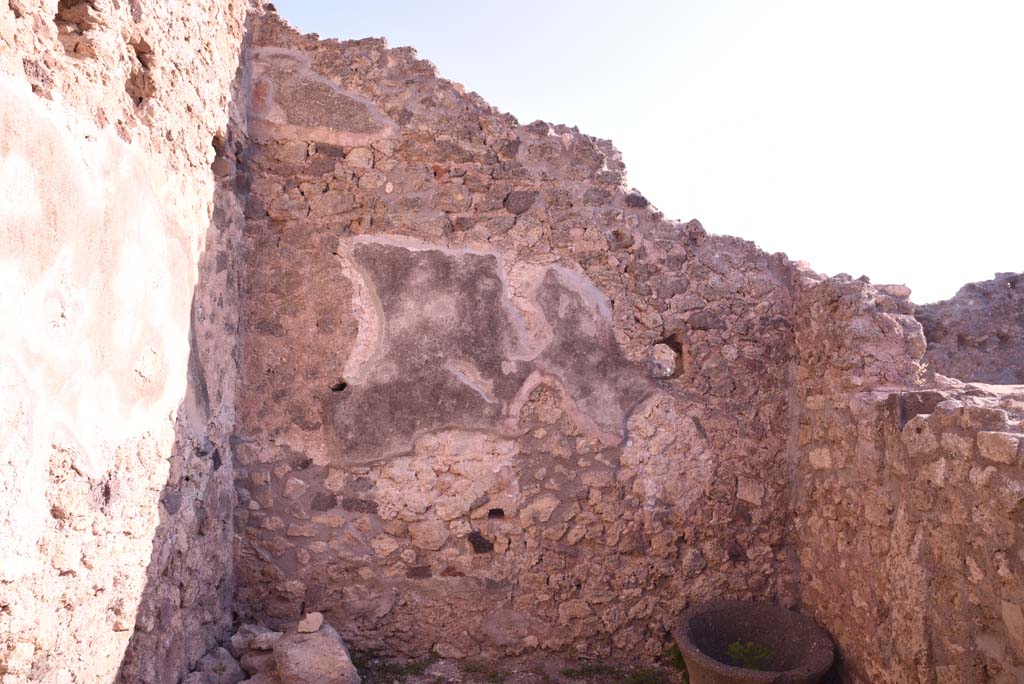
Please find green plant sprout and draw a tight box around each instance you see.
[726,640,774,670]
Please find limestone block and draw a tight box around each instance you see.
[274,624,360,684]
[978,431,1020,464]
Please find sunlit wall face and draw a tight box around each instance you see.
[275,0,1024,303]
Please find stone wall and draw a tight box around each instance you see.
[796,385,1024,683]
[793,271,1024,683]
[5,4,1023,683]
[231,10,800,661]
[0,1,249,682]
[917,272,1024,385]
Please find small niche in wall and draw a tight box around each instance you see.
[330,379,348,392]
[487,508,505,519]
[651,333,685,379]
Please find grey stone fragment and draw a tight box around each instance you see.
[503,190,538,215]
[197,646,246,684]
[229,624,275,657]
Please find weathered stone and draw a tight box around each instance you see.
[283,477,309,499]
[229,625,275,657]
[503,189,538,215]
[978,431,1020,464]
[297,612,324,633]
[196,647,246,684]
[407,521,449,551]
[557,599,591,621]
[679,547,706,579]
[1003,601,1024,658]
[309,190,356,217]
[241,650,277,675]
[0,1,246,681]
[736,477,765,506]
[273,624,360,684]
[918,272,1024,384]
[182,674,214,684]
[345,147,374,168]
[286,523,318,537]
[432,183,472,212]
[649,343,677,378]
[250,631,285,650]
[243,673,283,684]
[808,448,833,470]
[518,494,560,526]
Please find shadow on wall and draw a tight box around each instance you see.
[111,300,236,683]
[111,76,248,684]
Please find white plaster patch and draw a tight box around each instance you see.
[0,153,42,227]
[0,78,194,481]
[0,358,44,581]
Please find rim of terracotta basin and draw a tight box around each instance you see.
[672,600,834,683]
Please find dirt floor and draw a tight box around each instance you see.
[354,653,689,684]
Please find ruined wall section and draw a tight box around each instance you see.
[0,1,251,682]
[793,272,1024,682]
[232,11,799,662]
[791,271,925,398]
[917,272,1024,385]
[798,386,1024,684]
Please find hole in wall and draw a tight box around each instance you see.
[653,333,686,379]
[125,34,155,106]
[330,379,348,392]
[487,508,505,519]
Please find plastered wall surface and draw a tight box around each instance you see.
[0,0,248,682]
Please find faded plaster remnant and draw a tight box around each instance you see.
[248,47,397,146]
[328,236,649,464]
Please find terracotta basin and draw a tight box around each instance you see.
[672,600,834,684]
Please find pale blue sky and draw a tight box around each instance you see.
[276,0,1023,303]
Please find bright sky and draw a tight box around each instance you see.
[276,0,1023,303]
